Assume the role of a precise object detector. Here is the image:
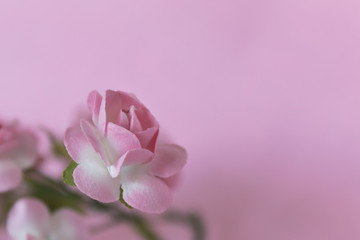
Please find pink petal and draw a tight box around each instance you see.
[80,120,111,165]
[8,129,38,169]
[7,198,50,240]
[106,122,141,157]
[0,124,17,152]
[26,235,39,240]
[122,148,154,166]
[117,111,130,129]
[98,90,144,133]
[50,209,88,240]
[73,149,121,203]
[121,166,172,214]
[129,106,142,132]
[116,90,143,109]
[87,90,102,125]
[132,104,159,131]
[162,173,181,190]
[108,148,154,178]
[148,144,187,178]
[98,90,123,134]
[0,139,17,155]
[64,127,90,163]
[135,127,159,152]
[0,160,22,192]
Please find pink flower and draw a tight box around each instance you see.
[64,90,187,213]
[6,198,88,240]
[87,90,159,152]
[0,121,39,192]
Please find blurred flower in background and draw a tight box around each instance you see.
[6,198,88,240]
[0,120,39,192]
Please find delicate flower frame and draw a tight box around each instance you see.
[0,90,204,240]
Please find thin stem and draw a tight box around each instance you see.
[32,170,80,198]
[131,216,162,240]
[164,211,205,240]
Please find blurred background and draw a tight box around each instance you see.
[1,0,360,239]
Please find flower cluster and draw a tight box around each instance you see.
[0,89,188,240]
[0,120,87,240]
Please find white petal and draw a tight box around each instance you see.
[73,146,121,203]
[120,166,172,214]
[148,144,187,178]
[6,198,50,240]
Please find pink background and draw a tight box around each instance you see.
[1,1,360,239]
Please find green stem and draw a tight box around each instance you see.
[32,170,81,198]
[131,216,162,240]
[164,211,205,240]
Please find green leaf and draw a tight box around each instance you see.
[63,160,78,186]
[120,186,133,209]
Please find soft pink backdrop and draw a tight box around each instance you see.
[1,1,360,239]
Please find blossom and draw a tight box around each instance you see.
[0,121,39,192]
[64,90,187,213]
[87,90,159,152]
[6,198,88,240]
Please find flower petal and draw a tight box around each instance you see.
[122,148,154,166]
[132,104,159,131]
[129,106,142,133]
[116,90,143,109]
[117,111,130,129]
[73,147,120,203]
[87,90,102,125]
[98,90,123,134]
[135,127,159,152]
[106,122,141,157]
[108,148,154,178]
[162,173,181,190]
[0,139,17,155]
[26,235,39,240]
[64,127,90,163]
[121,166,172,214]
[80,120,112,165]
[49,209,88,240]
[2,129,38,169]
[148,144,187,178]
[98,90,146,133]
[0,124,18,153]
[7,198,50,240]
[0,160,22,192]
